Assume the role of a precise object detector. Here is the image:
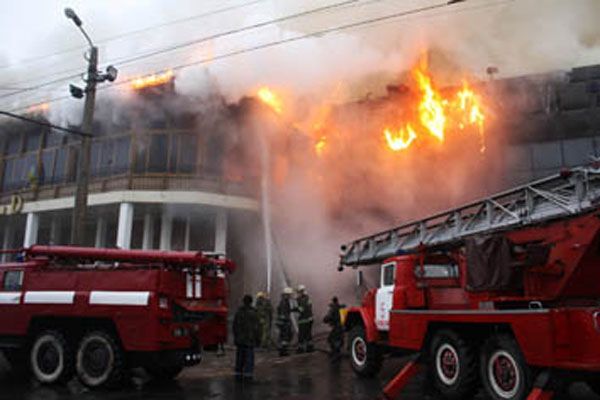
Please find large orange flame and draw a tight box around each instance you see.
[384,65,487,152]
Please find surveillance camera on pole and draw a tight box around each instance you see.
[64,7,117,246]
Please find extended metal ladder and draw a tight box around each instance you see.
[340,167,600,267]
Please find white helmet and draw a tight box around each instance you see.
[297,284,306,293]
[283,287,293,295]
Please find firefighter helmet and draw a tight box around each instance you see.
[283,287,293,295]
[297,284,306,293]
[256,291,265,298]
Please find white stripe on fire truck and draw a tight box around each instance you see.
[89,291,150,306]
[23,291,75,304]
[0,292,21,304]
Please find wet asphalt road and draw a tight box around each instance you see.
[1,347,599,400]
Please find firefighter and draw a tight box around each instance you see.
[276,287,294,357]
[232,294,261,381]
[294,284,314,353]
[255,291,273,348]
[323,296,346,361]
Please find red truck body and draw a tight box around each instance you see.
[0,246,235,388]
[340,168,600,399]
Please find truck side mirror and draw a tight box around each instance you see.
[356,270,363,287]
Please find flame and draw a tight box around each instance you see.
[131,70,174,90]
[382,64,488,152]
[384,124,417,151]
[257,87,283,115]
[315,136,327,156]
[415,69,446,142]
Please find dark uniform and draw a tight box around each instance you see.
[256,294,273,348]
[295,291,314,353]
[276,293,293,356]
[323,297,345,360]
[232,295,261,379]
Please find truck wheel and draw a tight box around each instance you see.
[480,334,532,400]
[76,331,125,388]
[348,325,382,377]
[429,330,478,400]
[145,365,183,381]
[30,330,74,384]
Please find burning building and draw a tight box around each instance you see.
[0,61,599,313]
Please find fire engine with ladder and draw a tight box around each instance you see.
[339,167,600,400]
[0,246,234,388]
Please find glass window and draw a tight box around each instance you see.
[90,141,102,177]
[3,271,23,291]
[148,134,168,172]
[205,134,224,176]
[54,148,67,183]
[46,131,64,147]
[415,264,459,279]
[179,135,197,173]
[25,132,41,151]
[381,264,395,287]
[5,134,21,155]
[113,137,130,174]
[40,150,54,185]
[99,140,115,177]
[168,135,179,173]
[2,158,15,190]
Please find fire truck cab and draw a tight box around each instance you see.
[0,246,235,389]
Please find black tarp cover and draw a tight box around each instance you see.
[466,235,513,291]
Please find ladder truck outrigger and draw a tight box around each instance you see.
[338,167,600,400]
[0,246,235,388]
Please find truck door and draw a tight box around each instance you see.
[375,262,395,331]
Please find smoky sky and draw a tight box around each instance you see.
[1,0,600,115]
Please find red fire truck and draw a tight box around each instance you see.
[339,167,600,399]
[0,246,235,388]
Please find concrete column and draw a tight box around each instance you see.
[116,203,134,249]
[142,212,155,250]
[160,211,172,250]
[23,212,39,248]
[215,209,227,253]
[49,217,61,245]
[2,223,13,262]
[95,216,107,248]
[184,216,191,251]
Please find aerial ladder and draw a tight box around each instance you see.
[340,166,600,268]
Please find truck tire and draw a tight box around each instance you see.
[145,365,183,381]
[76,331,126,388]
[480,334,532,400]
[348,325,382,377]
[30,330,74,384]
[429,330,478,400]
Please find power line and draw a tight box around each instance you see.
[0,0,361,103]
[0,0,268,71]
[0,110,91,137]
[10,0,506,113]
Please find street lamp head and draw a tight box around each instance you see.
[105,65,118,82]
[69,84,84,99]
[64,8,82,27]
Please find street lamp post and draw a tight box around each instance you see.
[65,8,117,246]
